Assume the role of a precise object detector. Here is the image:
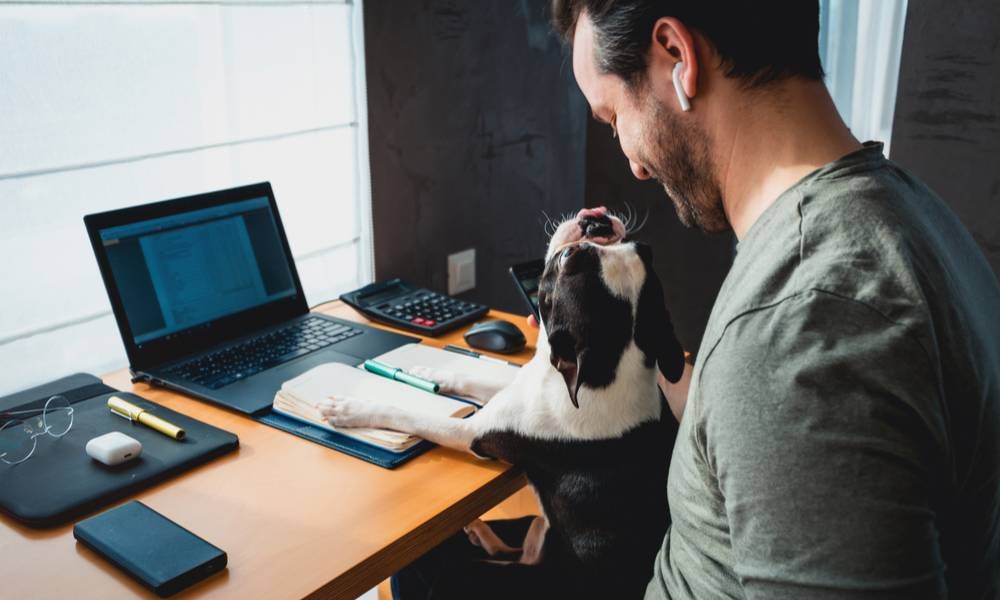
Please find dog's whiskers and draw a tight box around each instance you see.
[544,211,574,239]
[628,208,650,236]
[540,210,557,239]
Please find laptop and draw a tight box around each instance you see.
[84,182,417,415]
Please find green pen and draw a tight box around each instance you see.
[363,359,440,394]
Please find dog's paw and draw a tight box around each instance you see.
[410,366,464,394]
[318,396,379,428]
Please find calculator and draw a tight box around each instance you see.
[340,279,489,336]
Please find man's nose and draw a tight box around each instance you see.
[629,160,651,180]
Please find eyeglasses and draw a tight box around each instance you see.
[0,395,75,465]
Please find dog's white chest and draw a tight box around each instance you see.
[475,344,662,441]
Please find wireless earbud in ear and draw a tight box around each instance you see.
[672,62,691,112]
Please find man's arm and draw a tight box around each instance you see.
[658,361,693,421]
[700,292,949,598]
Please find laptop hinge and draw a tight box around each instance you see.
[129,370,155,385]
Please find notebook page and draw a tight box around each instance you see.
[280,363,473,419]
[372,344,520,389]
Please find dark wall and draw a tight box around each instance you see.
[364,0,587,315]
[584,123,735,354]
[890,0,1000,277]
[364,1,731,350]
[365,0,997,352]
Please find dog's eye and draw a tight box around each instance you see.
[560,246,574,264]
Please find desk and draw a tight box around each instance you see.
[0,301,536,600]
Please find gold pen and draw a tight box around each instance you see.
[108,396,186,441]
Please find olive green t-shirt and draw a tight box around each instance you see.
[646,143,1000,599]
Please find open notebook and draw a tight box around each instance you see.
[271,344,520,453]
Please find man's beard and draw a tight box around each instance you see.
[639,97,729,233]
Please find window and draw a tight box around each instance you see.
[820,0,909,155]
[0,0,372,394]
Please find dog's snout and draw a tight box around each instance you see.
[578,214,615,240]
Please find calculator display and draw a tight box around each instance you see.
[358,283,407,307]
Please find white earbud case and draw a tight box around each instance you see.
[86,431,142,466]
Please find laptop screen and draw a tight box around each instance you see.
[97,196,297,346]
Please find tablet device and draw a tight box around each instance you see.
[73,500,227,597]
[508,259,544,320]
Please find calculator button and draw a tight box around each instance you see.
[411,317,425,325]
[424,319,437,326]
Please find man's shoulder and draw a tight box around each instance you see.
[700,288,928,376]
[692,289,944,449]
[794,160,946,310]
[704,160,945,360]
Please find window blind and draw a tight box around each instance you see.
[0,0,372,393]
[820,0,909,155]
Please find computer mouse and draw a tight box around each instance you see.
[464,319,526,354]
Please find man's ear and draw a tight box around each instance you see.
[650,16,699,102]
[634,251,684,383]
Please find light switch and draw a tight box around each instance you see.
[448,248,476,295]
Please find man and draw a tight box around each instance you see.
[552,1,1000,598]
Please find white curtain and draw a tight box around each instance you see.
[820,0,909,156]
[0,0,373,394]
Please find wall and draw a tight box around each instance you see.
[890,0,1000,276]
[364,0,587,315]
[365,0,998,352]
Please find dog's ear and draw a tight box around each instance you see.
[548,329,585,408]
[552,354,584,408]
[633,244,685,383]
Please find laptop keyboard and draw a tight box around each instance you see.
[164,316,362,390]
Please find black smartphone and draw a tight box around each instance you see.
[508,259,545,320]
[74,500,227,597]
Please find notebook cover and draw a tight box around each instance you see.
[256,409,432,469]
[73,500,227,597]
[0,373,239,528]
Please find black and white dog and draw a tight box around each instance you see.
[323,209,684,599]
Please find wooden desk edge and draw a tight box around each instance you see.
[312,469,528,600]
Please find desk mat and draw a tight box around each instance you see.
[0,373,239,529]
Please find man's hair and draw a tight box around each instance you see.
[552,0,824,88]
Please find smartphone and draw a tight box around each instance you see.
[74,500,227,597]
[508,259,545,320]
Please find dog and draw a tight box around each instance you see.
[322,208,685,598]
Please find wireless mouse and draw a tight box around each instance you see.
[464,319,526,354]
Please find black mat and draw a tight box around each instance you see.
[0,373,238,528]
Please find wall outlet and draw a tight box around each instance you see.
[448,248,476,295]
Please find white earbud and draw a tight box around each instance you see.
[672,62,691,112]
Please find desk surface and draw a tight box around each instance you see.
[0,301,535,600]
